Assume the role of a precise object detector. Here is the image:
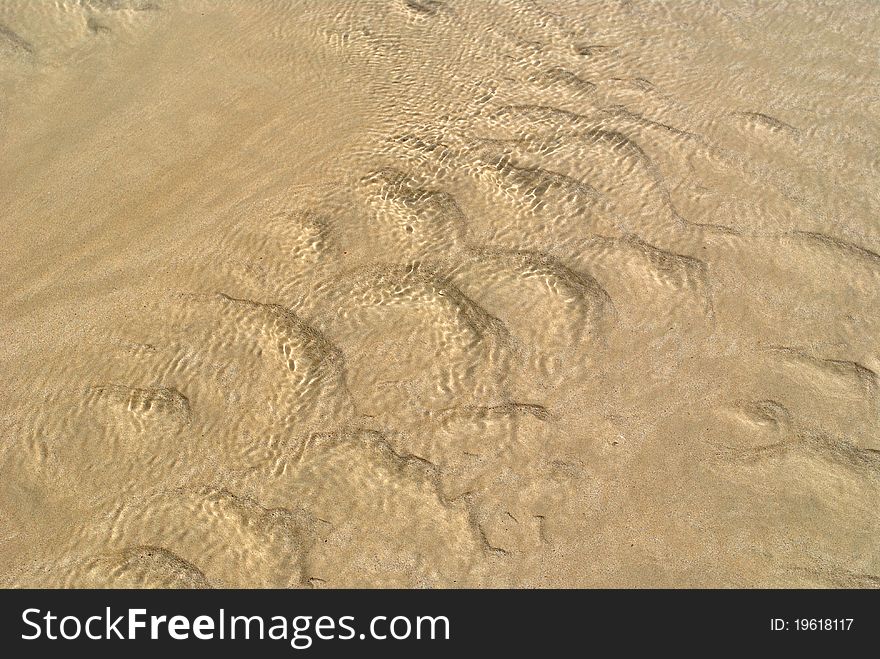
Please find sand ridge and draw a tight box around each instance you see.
[0,0,878,587]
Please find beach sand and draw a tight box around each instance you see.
[1,0,878,587]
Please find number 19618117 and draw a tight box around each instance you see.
[771,619,854,631]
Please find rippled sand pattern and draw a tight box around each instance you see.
[1,1,878,588]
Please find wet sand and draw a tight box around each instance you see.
[1,0,878,587]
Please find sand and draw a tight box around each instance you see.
[0,0,878,588]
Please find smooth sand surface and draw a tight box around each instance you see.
[1,0,878,588]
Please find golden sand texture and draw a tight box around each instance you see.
[1,0,878,588]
